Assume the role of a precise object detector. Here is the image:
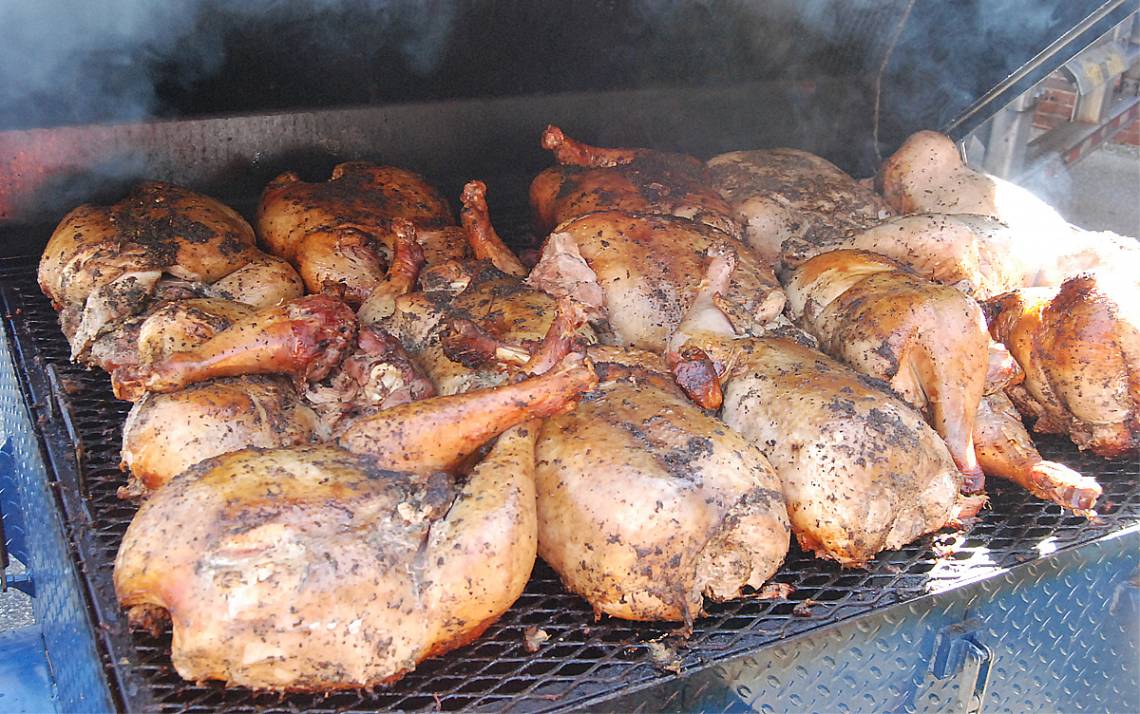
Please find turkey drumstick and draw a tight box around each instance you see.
[338,352,598,474]
[540,124,642,167]
[459,180,528,277]
[113,294,357,400]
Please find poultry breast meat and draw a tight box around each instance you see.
[38,182,302,360]
[784,249,989,492]
[527,211,784,352]
[120,375,322,496]
[779,213,1029,299]
[257,162,469,303]
[529,125,740,239]
[706,148,891,265]
[535,346,789,622]
[718,337,961,565]
[985,270,1140,458]
[114,353,597,689]
[877,130,1138,274]
[667,247,963,565]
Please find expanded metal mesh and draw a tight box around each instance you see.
[1,232,1137,712]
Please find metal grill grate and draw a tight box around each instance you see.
[1,230,1137,712]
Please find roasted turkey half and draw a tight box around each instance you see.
[527,212,784,352]
[706,148,891,265]
[535,346,789,622]
[667,248,963,565]
[38,182,302,360]
[120,376,322,495]
[985,270,1140,458]
[529,125,740,239]
[257,162,468,303]
[784,249,990,492]
[114,353,597,690]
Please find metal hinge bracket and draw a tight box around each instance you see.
[931,618,993,714]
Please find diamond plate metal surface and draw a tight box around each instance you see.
[604,527,1140,713]
[0,293,115,712]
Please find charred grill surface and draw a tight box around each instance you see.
[1,207,1137,712]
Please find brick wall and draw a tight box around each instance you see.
[1032,70,1140,146]
[1034,73,1077,131]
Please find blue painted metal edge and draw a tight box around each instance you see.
[0,321,115,713]
[0,626,59,714]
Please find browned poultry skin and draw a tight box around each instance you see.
[258,162,454,258]
[528,212,784,352]
[711,337,962,566]
[38,182,288,359]
[390,264,590,395]
[120,376,321,494]
[535,348,789,622]
[782,211,1139,298]
[706,148,891,264]
[784,250,989,491]
[459,180,528,277]
[985,271,1140,457]
[114,419,540,689]
[112,294,358,401]
[876,130,1140,275]
[338,352,597,474]
[40,182,261,307]
[205,253,305,309]
[780,214,1027,299]
[669,251,962,564]
[973,392,1102,512]
[133,298,255,365]
[530,126,740,239]
[257,162,467,299]
[878,131,1066,227]
[291,227,389,303]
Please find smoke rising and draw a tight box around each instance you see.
[0,0,457,131]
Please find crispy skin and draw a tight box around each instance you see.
[38,182,289,360]
[878,130,1056,223]
[707,148,891,264]
[120,376,320,493]
[113,294,358,401]
[530,126,739,239]
[715,337,961,566]
[529,212,784,352]
[986,271,1140,457]
[257,163,465,300]
[114,422,538,689]
[785,250,989,491]
[781,211,1139,298]
[338,352,597,474]
[258,162,454,258]
[390,266,594,395]
[206,253,304,308]
[535,357,788,622]
[876,130,1140,279]
[134,298,255,365]
[781,214,1028,299]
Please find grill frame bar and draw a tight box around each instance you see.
[1,206,1137,711]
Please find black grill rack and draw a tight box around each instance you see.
[1,223,1138,711]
